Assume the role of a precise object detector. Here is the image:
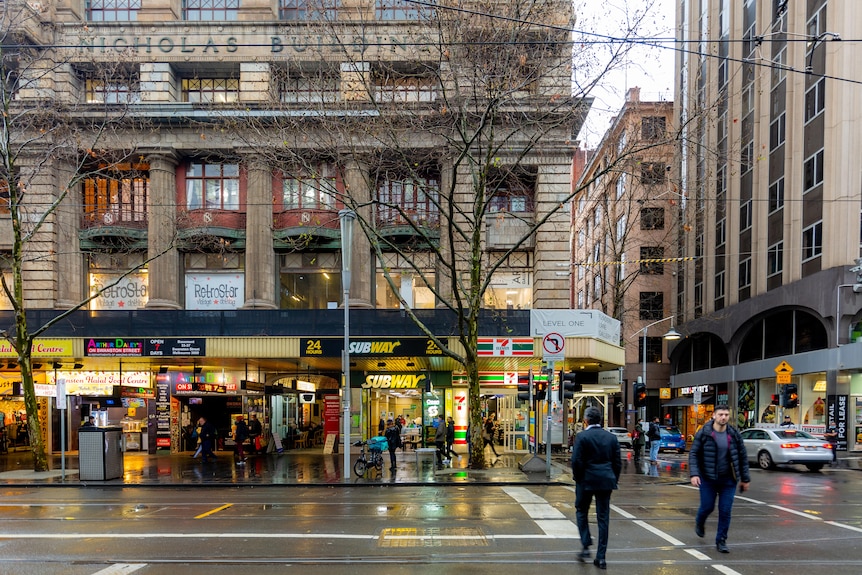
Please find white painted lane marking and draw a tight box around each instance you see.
[91,565,146,575]
[501,486,547,504]
[767,504,823,520]
[712,564,745,575]
[631,519,686,546]
[825,521,862,533]
[534,519,579,538]
[0,533,377,540]
[520,503,567,520]
[684,548,711,560]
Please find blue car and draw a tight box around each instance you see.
[659,426,686,453]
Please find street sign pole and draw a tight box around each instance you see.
[545,361,554,477]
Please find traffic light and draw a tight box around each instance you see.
[517,372,533,402]
[634,380,647,408]
[561,371,581,399]
[535,377,547,401]
[782,384,798,408]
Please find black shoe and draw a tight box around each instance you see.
[716,539,729,553]
[593,558,607,569]
[695,522,705,538]
[577,549,590,562]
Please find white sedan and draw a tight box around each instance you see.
[740,427,834,472]
[607,427,632,449]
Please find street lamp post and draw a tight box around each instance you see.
[339,208,356,482]
[635,315,681,421]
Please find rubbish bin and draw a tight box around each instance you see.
[78,426,124,480]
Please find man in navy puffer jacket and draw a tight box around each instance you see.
[689,404,750,554]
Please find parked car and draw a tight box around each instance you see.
[607,427,632,448]
[740,427,833,471]
[658,426,686,453]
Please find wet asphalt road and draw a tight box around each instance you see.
[0,452,860,575]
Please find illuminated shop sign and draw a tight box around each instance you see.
[361,373,427,390]
[0,339,74,357]
[85,338,206,357]
[184,273,244,310]
[49,371,151,389]
[302,338,442,357]
[89,272,148,310]
[681,385,710,395]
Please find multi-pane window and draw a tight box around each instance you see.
[769,177,785,212]
[85,79,140,104]
[767,241,783,277]
[487,168,535,213]
[615,215,626,241]
[280,74,339,103]
[186,163,240,211]
[182,78,239,103]
[716,218,726,247]
[640,246,664,274]
[715,270,725,300]
[639,291,664,320]
[87,0,141,21]
[0,178,11,214]
[638,336,663,364]
[772,46,787,87]
[740,199,752,231]
[184,0,239,20]
[279,0,339,20]
[374,73,437,103]
[804,78,825,123]
[740,140,754,174]
[640,207,665,230]
[738,257,752,289]
[616,173,626,199]
[640,162,667,185]
[83,161,149,226]
[377,173,440,226]
[802,221,823,261]
[282,164,338,210]
[769,112,785,150]
[376,0,434,20]
[641,116,666,140]
[803,148,824,193]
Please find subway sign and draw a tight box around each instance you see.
[302,338,443,357]
[361,373,427,390]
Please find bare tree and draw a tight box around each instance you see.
[224,0,671,467]
[0,2,162,471]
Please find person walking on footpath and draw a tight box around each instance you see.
[824,420,839,466]
[233,415,249,465]
[483,416,500,457]
[198,417,217,463]
[689,404,750,554]
[647,417,661,463]
[434,415,447,468]
[571,406,621,570]
[632,419,645,463]
[444,416,460,462]
[384,418,402,472]
[247,413,263,454]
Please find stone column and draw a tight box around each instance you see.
[55,159,85,308]
[145,153,181,309]
[343,160,373,307]
[436,157,454,306]
[242,159,276,309]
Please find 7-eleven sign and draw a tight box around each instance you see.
[477,337,534,356]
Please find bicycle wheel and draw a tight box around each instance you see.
[373,452,384,471]
[353,457,367,477]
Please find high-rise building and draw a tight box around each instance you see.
[674,0,862,449]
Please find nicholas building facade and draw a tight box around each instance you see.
[0,0,620,454]
[674,0,862,451]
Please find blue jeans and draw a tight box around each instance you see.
[695,476,737,543]
[649,440,660,461]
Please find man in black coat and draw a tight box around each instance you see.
[689,404,750,553]
[571,406,621,570]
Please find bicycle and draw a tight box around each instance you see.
[352,440,385,477]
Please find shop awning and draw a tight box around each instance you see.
[663,395,713,407]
